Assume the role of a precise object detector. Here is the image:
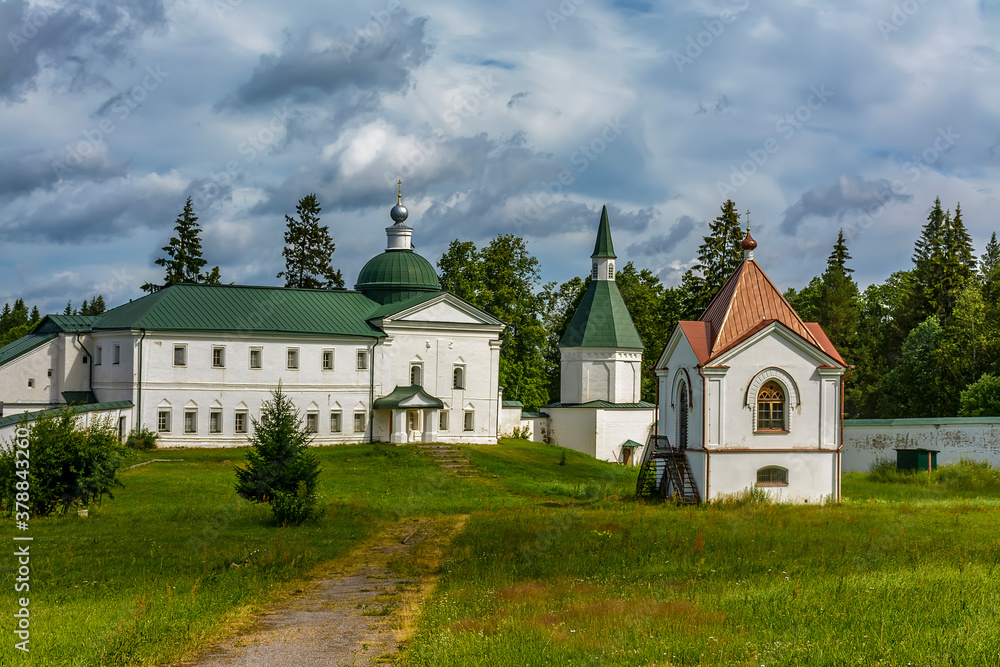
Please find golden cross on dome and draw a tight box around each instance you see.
[746,210,751,233]
[397,180,402,205]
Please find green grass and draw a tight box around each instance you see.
[5,441,1000,666]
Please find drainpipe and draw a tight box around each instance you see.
[76,333,95,404]
[137,329,146,431]
[697,365,709,501]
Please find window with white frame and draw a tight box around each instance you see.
[174,344,187,366]
[608,260,615,279]
[213,346,225,368]
[453,366,465,389]
[184,410,197,434]
[356,349,368,370]
[410,363,422,386]
[354,411,366,433]
[234,411,248,434]
[210,410,223,434]
[756,466,788,486]
[330,411,342,433]
[464,410,474,432]
[249,347,262,369]
[286,348,299,370]
[95,346,102,365]
[756,382,786,431]
[305,412,318,433]
[157,410,171,432]
[591,263,598,280]
[322,349,334,370]
[439,411,449,431]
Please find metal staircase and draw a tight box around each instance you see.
[635,434,700,504]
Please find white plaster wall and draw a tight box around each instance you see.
[843,420,1000,472]
[0,339,63,410]
[500,406,523,436]
[706,451,838,503]
[594,408,654,463]
[0,405,132,449]
[656,337,702,449]
[521,415,549,443]
[561,348,643,404]
[547,407,597,458]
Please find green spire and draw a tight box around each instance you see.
[591,205,616,259]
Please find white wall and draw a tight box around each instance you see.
[560,348,642,404]
[547,407,597,458]
[843,419,1000,472]
[594,408,654,463]
[500,405,523,436]
[707,451,838,503]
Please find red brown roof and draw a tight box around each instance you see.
[676,259,845,366]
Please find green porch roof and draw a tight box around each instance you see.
[621,439,643,448]
[592,205,616,258]
[372,385,444,410]
[559,280,643,349]
[0,400,133,430]
[93,284,385,338]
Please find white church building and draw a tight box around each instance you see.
[0,196,505,446]
[647,228,848,503]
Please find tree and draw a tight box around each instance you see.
[981,232,1000,305]
[959,374,1000,417]
[539,276,587,401]
[876,316,945,418]
[0,410,130,517]
[438,235,549,409]
[277,194,344,289]
[783,277,823,324]
[909,198,976,323]
[817,229,860,359]
[234,385,321,525]
[78,295,107,316]
[851,271,914,417]
[680,199,744,318]
[141,197,221,293]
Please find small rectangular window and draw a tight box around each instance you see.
[249,347,262,369]
[95,346,102,365]
[286,348,299,370]
[27,378,34,389]
[330,411,342,433]
[47,368,53,378]
[464,410,474,432]
[174,345,187,367]
[184,410,197,434]
[306,412,318,433]
[157,410,171,433]
[354,411,366,433]
[356,349,368,370]
[756,466,789,486]
[234,411,247,434]
[439,411,449,431]
[453,366,465,389]
[212,346,225,368]
[210,410,222,434]
[113,344,121,365]
[323,350,334,370]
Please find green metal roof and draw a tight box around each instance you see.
[621,439,643,448]
[367,291,446,321]
[92,284,385,338]
[37,314,101,334]
[591,205,616,259]
[0,333,56,367]
[542,400,655,409]
[372,385,444,410]
[355,249,441,305]
[63,391,99,405]
[559,280,643,349]
[502,400,524,407]
[0,400,133,430]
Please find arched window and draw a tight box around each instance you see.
[453,366,465,389]
[756,466,788,486]
[410,364,422,386]
[607,261,615,279]
[678,381,689,450]
[756,381,785,431]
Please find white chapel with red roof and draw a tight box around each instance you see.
[649,227,848,504]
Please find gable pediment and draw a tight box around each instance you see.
[377,294,504,327]
[711,321,844,369]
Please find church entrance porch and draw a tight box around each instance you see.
[373,385,444,445]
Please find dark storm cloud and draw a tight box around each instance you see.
[0,0,166,103]
[780,175,913,234]
[628,215,696,257]
[221,12,432,109]
[0,148,123,199]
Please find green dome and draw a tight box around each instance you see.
[355,249,441,305]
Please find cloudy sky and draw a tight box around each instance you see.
[1,0,997,314]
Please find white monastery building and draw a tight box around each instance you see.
[0,196,505,446]
[647,228,848,503]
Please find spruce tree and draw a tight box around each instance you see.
[277,194,344,289]
[142,197,221,293]
[817,229,860,360]
[680,199,744,318]
[981,232,1000,279]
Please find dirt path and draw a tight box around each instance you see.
[172,515,466,667]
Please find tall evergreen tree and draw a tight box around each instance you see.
[981,232,1000,279]
[817,229,860,357]
[909,198,975,322]
[680,199,744,318]
[142,197,221,293]
[277,194,344,289]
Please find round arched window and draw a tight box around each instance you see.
[756,381,785,431]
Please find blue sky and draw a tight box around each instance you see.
[1,0,998,314]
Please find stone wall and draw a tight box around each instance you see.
[842,418,1000,472]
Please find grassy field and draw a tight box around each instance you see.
[3,442,1000,666]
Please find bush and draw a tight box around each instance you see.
[234,385,321,525]
[959,374,1000,417]
[0,409,131,516]
[125,426,159,451]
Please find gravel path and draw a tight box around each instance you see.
[173,516,461,667]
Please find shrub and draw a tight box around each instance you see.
[0,409,131,516]
[959,373,1000,417]
[125,426,159,451]
[934,459,1000,493]
[234,385,321,525]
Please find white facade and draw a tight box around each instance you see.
[559,347,643,405]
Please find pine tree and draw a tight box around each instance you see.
[817,229,860,361]
[64,301,72,316]
[910,198,976,321]
[29,306,39,322]
[680,199,744,318]
[234,384,321,525]
[277,194,344,289]
[142,197,221,293]
[981,232,1000,278]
